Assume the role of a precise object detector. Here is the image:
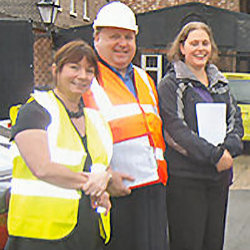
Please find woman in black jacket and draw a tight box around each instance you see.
[158,22,243,250]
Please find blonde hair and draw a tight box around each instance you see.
[167,22,218,63]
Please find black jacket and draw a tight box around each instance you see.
[158,61,244,181]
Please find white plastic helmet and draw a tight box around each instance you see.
[93,1,138,34]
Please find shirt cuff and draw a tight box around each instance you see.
[90,163,107,173]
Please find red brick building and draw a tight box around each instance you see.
[0,0,249,85]
[122,0,240,13]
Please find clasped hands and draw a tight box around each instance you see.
[80,171,111,215]
[80,169,135,214]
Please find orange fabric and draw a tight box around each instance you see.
[134,69,159,109]
[157,159,168,185]
[83,89,99,109]
[108,115,148,143]
[83,62,168,185]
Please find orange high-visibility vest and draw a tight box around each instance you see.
[83,62,168,188]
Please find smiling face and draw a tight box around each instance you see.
[180,28,212,70]
[53,57,95,99]
[94,27,136,75]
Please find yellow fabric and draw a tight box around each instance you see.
[9,97,34,126]
[99,212,111,244]
[9,105,22,126]
[8,194,79,239]
[8,91,112,241]
[85,108,112,166]
[84,108,112,244]
[12,157,86,181]
[56,101,84,153]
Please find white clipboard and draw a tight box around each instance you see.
[196,103,226,146]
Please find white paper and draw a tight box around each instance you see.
[110,136,158,188]
[196,103,226,146]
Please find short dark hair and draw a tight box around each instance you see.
[54,40,98,77]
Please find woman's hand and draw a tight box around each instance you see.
[82,171,112,197]
[91,191,111,216]
[216,149,233,172]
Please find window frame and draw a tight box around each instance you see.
[70,0,77,17]
[83,0,90,21]
[141,54,163,85]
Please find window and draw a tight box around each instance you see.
[141,54,163,85]
[236,52,250,72]
[240,0,250,14]
[83,0,90,21]
[54,0,62,12]
[70,0,77,17]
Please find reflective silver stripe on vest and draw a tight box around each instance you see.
[11,178,81,199]
[133,65,157,107]
[91,79,159,121]
[140,104,159,117]
[104,104,142,121]
[110,136,158,188]
[91,78,112,120]
[85,108,113,163]
[33,90,85,165]
[33,90,60,154]
[155,147,164,161]
[51,148,86,165]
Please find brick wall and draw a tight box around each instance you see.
[33,29,53,87]
[120,0,240,13]
[55,0,107,28]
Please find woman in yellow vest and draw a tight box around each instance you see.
[5,40,113,250]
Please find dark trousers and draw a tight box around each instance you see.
[166,175,230,250]
[104,183,169,250]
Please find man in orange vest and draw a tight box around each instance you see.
[83,2,169,250]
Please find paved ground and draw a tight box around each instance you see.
[224,190,250,250]
[230,155,250,190]
[224,154,250,250]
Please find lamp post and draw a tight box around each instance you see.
[35,0,59,86]
[37,0,59,29]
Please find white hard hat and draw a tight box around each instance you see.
[93,1,138,34]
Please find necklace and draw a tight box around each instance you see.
[65,99,85,118]
[52,91,85,119]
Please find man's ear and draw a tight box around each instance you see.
[94,33,101,44]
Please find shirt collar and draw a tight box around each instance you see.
[98,55,133,80]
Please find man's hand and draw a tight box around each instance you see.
[107,170,134,197]
[216,149,233,172]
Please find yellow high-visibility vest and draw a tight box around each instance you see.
[8,90,112,242]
